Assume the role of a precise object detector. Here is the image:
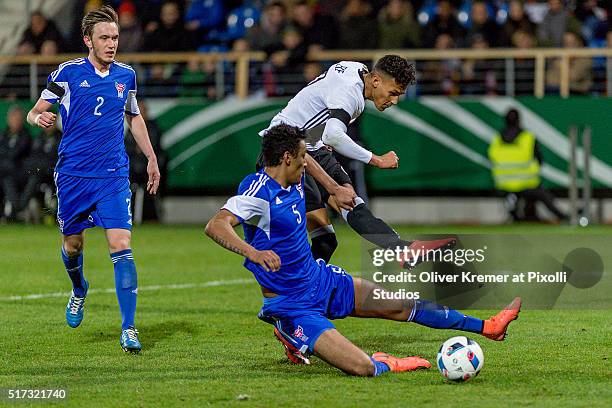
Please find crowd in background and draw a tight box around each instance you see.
[2,0,611,98]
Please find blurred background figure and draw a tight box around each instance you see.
[124,100,166,223]
[537,0,582,47]
[143,1,193,52]
[546,31,593,95]
[292,0,338,51]
[246,1,286,52]
[377,0,421,49]
[0,106,32,222]
[18,10,66,55]
[21,120,62,223]
[117,1,143,53]
[488,108,567,223]
[338,0,378,50]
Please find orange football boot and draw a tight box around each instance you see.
[372,352,431,372]
[482,297,522,341]
[274,328,311,365]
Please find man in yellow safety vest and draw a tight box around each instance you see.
[488,108,567,222]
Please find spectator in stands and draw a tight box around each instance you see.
[125,100,166,221]
[339,0,378,49]
[500,0,537,47]
[546,31,593,94]
[466,1,501,47]
[143,1,193,52]
[292,1,339,51]
[512,30,538,95]
[179,58,215,99]
[488,108,568,222]
[246,1,286,52]
[537,0,582,47]
[267,25,309,96]
[18,10,66,54]
[142,63,179,97]
[422,33,461,95]
[185,0,224,46]
[117,1,143,53]
[0,106,31,221]
[21,120,62,222]
[461,35,499,95]
[377,0,421,49]
[523,0,550,25]
[422,0,465,48]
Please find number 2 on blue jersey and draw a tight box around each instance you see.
[94,96,104,116]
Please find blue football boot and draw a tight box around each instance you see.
[120,326,142,353]
[65,280,89,328]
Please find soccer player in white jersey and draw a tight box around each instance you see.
[259,56,454,271]
[26,6,160,353]
[207,124,521,376]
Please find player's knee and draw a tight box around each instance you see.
[63,240,83,257]
[109,237,131,252]
[310,227,338,263]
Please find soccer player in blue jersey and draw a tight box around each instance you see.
[206,124,521,376]
[26,6,160,353]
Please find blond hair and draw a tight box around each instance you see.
[81,5,118,38]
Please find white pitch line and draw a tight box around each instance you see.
[0,278,255,302]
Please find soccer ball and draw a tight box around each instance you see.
[436,336,484,382]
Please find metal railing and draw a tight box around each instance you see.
[1,48,612,100]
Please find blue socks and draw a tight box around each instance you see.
[111,249,138,330]
[370,357,390,376]
[61,247,87,297]
[410,300,484,334]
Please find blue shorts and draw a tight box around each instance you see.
[55,173,132,236]
[257,260,355,355]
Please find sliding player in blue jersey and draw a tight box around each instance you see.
[26,6,160,353]
[205,124,521,376]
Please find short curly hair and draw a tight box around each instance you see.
[374,55,416,88]
[262,124,306,167]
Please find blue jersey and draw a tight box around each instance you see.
[42,58,140,178]
[222,171,319,295]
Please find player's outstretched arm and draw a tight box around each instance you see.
[321,118,398,169]
[27,99,56,128]
[205,209,281,272]
[126,114,161,195]
[305,153,356,210]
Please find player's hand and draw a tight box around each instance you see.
[35,112,56,128]
[146,159,161,195]
[332,184,356,210]
[250,250,281,272]
[371,151,399,169]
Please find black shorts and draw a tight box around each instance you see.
[305,148,353,212]
[255,147,353,213]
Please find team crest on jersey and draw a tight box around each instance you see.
[115,81,125,98]
[334,64,347,74]
[296,182,304,198]
[293,325,308,342]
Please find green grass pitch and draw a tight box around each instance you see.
[0,224,610,407]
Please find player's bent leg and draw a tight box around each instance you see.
[106,228,141,353]
[351,277,414,321]
[313,329,377,377]
[351,278,521,341]
[307,208,338,263]
[62,232,88,328]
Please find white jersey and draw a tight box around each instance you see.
[259,61,368,152]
